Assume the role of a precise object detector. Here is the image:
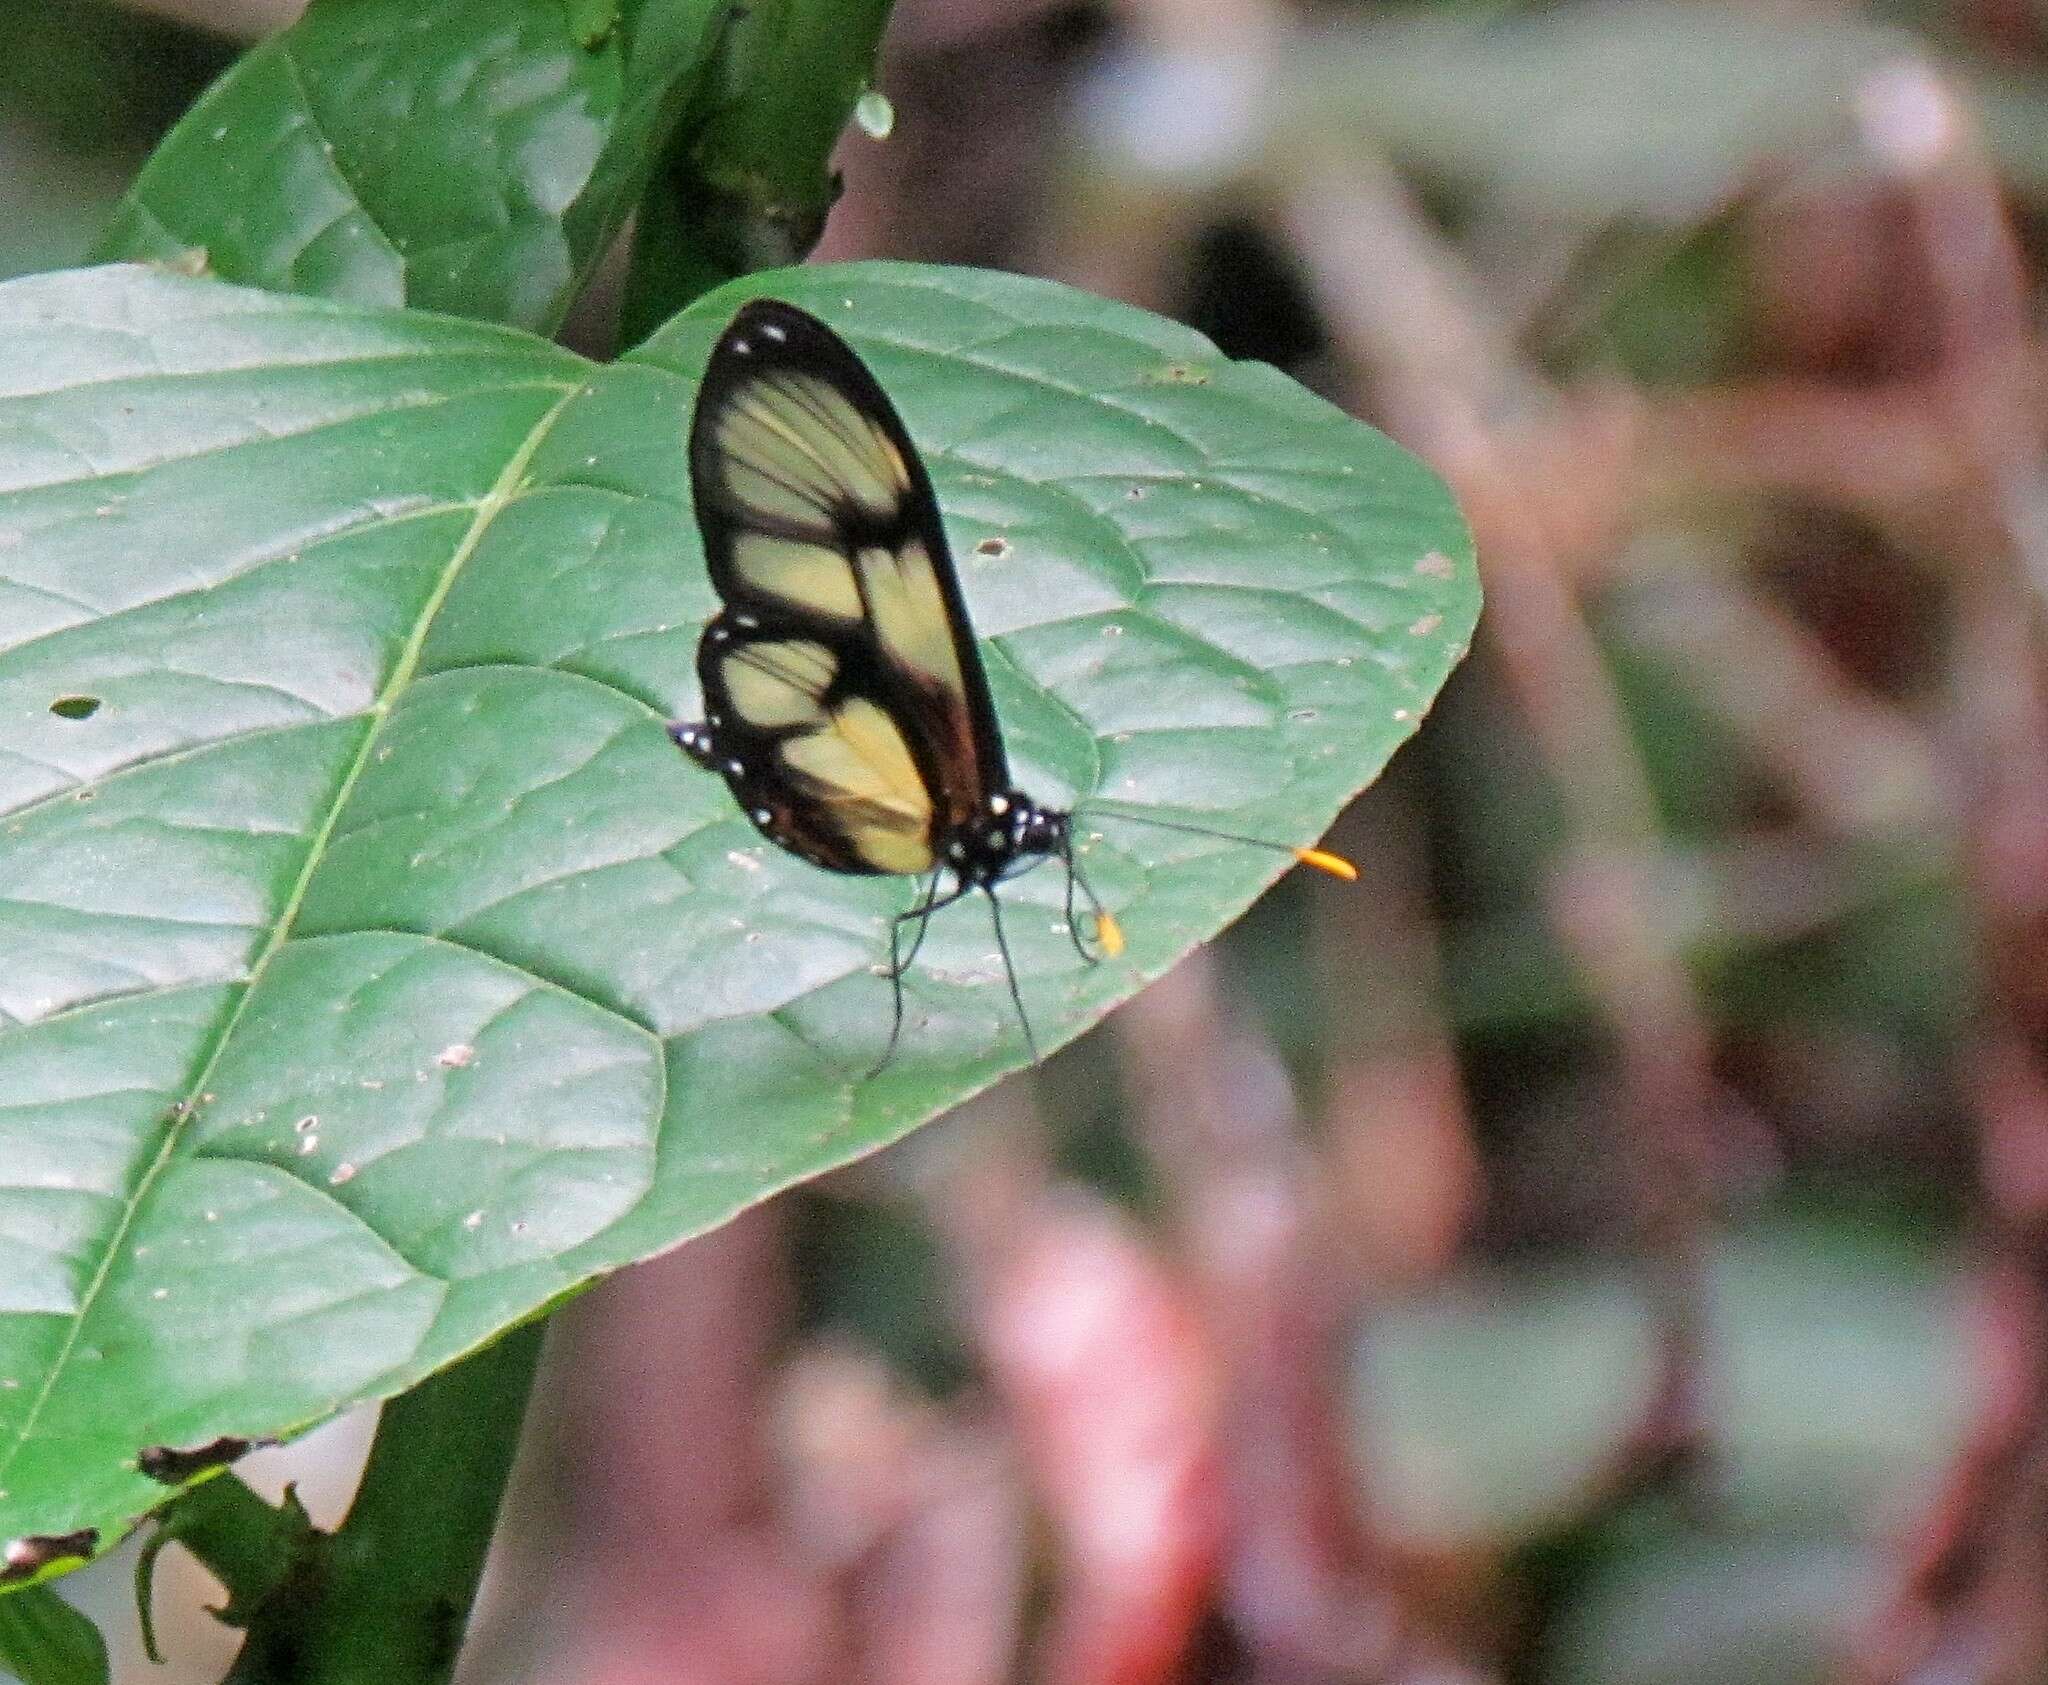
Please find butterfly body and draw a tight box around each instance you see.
[670,296,1348,1068]
[669,298,1098,1063]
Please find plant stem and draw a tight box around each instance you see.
[141,1473,315,1659]
[620,0,899,340]
[221,1319,549,1685]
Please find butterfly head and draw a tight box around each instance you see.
[948,789,1068,887]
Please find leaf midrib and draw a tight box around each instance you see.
[0,380,589,1487]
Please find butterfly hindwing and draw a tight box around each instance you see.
[695,622,938,876]
[687,299,1008,855]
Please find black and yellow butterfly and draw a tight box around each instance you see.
[670,298,1352,1067]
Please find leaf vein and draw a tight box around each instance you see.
[0,381,588,1486]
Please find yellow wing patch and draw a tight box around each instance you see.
[712,371,909,531]
[857,538,966,692]
[780,696,936,873]
[720,639,836,729]
[729,531,863,621]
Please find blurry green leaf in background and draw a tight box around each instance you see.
[0,1584,107,1685]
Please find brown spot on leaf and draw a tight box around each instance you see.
[136,1435,263,1484]
[1,1527,98,1583]
[974,536,1011,559]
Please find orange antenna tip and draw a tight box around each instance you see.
[1094,910,1126,958]
[1295,847,1358,882]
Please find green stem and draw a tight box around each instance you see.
[221,1319,549,1685]
[620,0,900,341]
[141,1473,314,1660]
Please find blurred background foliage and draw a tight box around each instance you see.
[13,0,2048,1682]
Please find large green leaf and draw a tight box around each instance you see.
[0,259,1475,1570]
[93,0,729,334]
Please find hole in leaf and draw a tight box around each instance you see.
[50,694,101,720]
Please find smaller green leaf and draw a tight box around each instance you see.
[1352,1223,1968,1547]
[96,0,730,335]
[0,1587,108,1685]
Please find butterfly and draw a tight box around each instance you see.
[669,298,1354,1069]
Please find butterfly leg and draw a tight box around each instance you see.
[983,885,1040,1065]
[869,872,969,1077]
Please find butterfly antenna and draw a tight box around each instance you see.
[984,886,1040,1065]
[1078,803,1358,881]
[1060,832,1123,961]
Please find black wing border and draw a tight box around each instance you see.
[686,297,1011,795]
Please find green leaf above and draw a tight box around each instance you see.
[93,0,730,334]
[0,259,1476,1568]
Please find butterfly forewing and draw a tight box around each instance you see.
[687,299,1009,858]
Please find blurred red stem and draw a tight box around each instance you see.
[1270,148,1720,1487]
[1116,954,1473,1683]
[1844,62,2048,1685]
